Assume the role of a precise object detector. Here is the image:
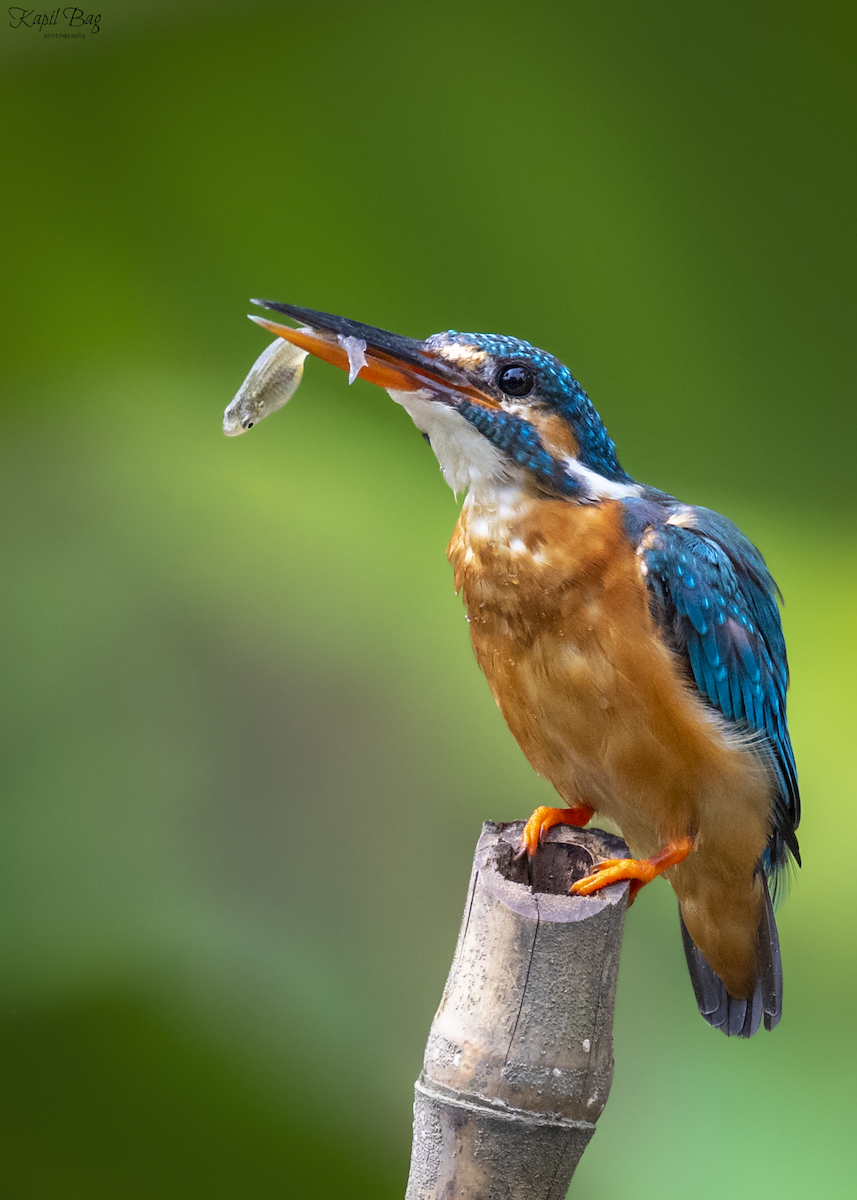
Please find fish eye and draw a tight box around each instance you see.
[243,420,254,429]
[496,363,534,398]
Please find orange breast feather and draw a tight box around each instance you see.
[448,495,774,999]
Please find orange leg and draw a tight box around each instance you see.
[517,804,595,860]
[570,835,694,903]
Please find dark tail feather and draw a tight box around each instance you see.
[679,880,782,1037]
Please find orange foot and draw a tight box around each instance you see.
[517,804,595,860]
[571,836,694,904]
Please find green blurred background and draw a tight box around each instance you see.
[2,1,855,1195]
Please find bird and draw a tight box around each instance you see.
[241,299,800,1038]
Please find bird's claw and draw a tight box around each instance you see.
[516,804,594,860]
[517,806,553,859]
[570,857,657,896]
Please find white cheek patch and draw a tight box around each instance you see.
[561,457,641,501]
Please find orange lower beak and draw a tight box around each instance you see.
[249,301,500,408]
[249,315,425,392]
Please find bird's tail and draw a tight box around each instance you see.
[679,878,782,1037]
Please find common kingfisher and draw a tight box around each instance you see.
[239,300,800,1038]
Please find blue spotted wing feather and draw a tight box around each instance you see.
[622,497,798,1036]
[624,498,800,881]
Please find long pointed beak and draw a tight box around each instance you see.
[249,300,499,407]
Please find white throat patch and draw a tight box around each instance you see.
[387,388,516,496]
[387,387,640,505]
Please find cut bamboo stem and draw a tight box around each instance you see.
[405,820,630,1200]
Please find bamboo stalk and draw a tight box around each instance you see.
[406,820,630,1199]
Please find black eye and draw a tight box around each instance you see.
[496,363,534,398]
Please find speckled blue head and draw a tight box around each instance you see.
[251,301,634,501]
[424,331,632,492]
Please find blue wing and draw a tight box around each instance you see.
[622,496,800,884]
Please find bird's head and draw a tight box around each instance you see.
[249,301,637,503]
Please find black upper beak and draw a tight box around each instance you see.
[252,300,432,371]
[249,299,499,405]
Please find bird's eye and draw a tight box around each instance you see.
[496,363,534,398]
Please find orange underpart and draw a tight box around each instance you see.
[517,804,594,860]
[570,835,694,903]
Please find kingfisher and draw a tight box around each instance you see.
[238,299,800,1038]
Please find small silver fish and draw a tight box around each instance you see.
[223,335,310,436]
